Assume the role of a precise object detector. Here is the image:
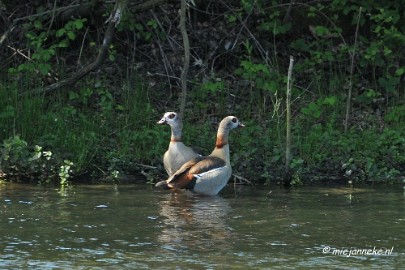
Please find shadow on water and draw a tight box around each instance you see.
[0,182,404,269]
[153,191,235,268]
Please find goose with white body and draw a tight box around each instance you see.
[156,116,244,196]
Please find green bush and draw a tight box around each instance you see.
[1,0,405,185]
[0,135,72,185]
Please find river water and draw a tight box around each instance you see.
[0,182,404,269]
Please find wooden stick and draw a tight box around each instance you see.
[285,56,294,174]
[344,7,362,132]
[178,0,190,119]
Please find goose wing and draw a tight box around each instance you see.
[166,156,225,190]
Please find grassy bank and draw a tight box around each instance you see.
[0,75,404,186]
[1,1,405,186]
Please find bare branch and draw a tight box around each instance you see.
[27,0,128,95]
[178,0,190,118]
[129,0,167,12]
[285,56,294,174]
[344,7,362,132]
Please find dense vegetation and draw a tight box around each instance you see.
[0,0,404,186]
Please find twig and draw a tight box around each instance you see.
[0,3,93,49]
[232,174,253,185]
[0,23,15,48]
[150,10,175,89]
[147,71,181,81]
[134,163,158,170]
[6,45,31,61]
[283,0,295,23]
[12,4,81,23]
[129,0,167,12]
[77,26,89,70]
[221,0,273,68]
[46,0,58,36]
[179,0,190,119]
[344,7,362,132]
[27,0,127,95]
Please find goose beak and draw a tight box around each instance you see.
[238,122,245,128]
[157,118,166,124]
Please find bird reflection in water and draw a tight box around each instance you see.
[156,191,234,254]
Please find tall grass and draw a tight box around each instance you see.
[0,76,165,180]
[1,62,405,184]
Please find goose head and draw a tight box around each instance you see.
[219,116,245,132]
[229,116,245,129]
[157,112,181,127]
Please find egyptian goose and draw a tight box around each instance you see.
[155,116,244,196]
[158,112,200,176]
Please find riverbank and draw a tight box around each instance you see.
[1,1,405,187]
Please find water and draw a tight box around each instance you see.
[0,182,404,269]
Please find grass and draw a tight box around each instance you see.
[0,77,165,182]
[0,71,405,185]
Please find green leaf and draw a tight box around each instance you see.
[201,81,224,93]
[144,32,151,41]
[383,46,392,56]
[395,67,405,76]
[34,20,42,29]
[258,20,291,35]
[147,19,157,29]
[290,38,310,51]
[58,40,69,48]
[67,32,76,40]
[378,76,400,93]
[301,102,321,119]
[69,91,79,100]
[314,25,331,36]
[134,23,144,32]
[74,19,85,29]
[116,105,125,111]
[38,63,51,75]
[323,96,337,106]
[226,14,237,23]
[56,29,66,37]
[255,77,264,89]
[263,81,278,93]
[41,50,54,61]
[0,105,15,118]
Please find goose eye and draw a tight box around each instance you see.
[168,113,176,119]
[232,117,237,123]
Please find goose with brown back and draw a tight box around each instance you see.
[156,116,244,196]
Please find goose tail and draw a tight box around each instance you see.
[155,180,170,189]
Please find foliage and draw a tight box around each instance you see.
[338,128,405,183]
[8,17,87,78]
[0,135,72,185]
[0,74,159,184]
[0,0,405,185]
[59,160,74,186]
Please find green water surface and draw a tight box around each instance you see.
[0,183,404,269]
